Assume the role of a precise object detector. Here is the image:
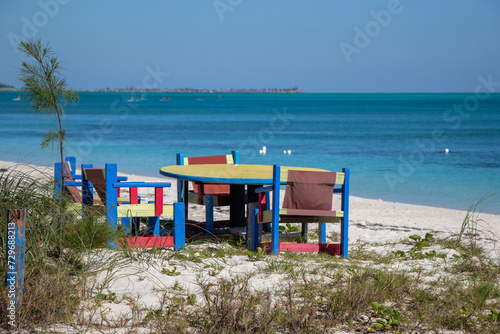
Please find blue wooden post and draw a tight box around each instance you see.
[341,168,350,258]
[173,202,185,251]
[232,150,239,164]
[105,163,118,228]
[6,209,25,313]
[147,213,160,236]
[251,208,260,251]
[53,162,63,200]
[176,153,184,202]
[319,222,326,244]
[205,194,214,235]
[105,164,119,248]
[81,164,94,208]
[271,165,281,254]
[147,196,160,236]
[152,215,160,236]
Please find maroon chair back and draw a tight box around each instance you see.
[186,155,231,195]
[282,170,336,211]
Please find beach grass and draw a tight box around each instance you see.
[0,165,126,330]
[0,165,499,333]
[0,166,82,327]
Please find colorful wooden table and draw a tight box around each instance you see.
[159,164,329,228]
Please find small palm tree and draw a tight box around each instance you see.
[18,38,79,189]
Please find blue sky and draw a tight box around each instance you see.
[1,0,499,93]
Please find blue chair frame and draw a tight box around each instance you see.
[81,163,185,250]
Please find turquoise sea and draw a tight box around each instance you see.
[1,91,499,214]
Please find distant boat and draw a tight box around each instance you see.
[13,96,21,101]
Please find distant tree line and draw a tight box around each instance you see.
[0,83,15,89]
[85,86,302,93]
[0,83,302,93]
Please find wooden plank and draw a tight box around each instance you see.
[180,151,237,166]
[232,150,240,164]
[257,242,341,256]
[280,168,289,183]
[280,170,345,185]
[85,168,108,205]
[81,164,94,207]
[336,173,345,185]
[341,168,350,258]
[129,187,138,204]
[117,204,173,218]
[160,164,330,185]
[271,165,281,254]
[118,236,175,249]
[65,156,77,178]
[187,191,230,206]
[113,182,172,188]
[260,209,343,223]
[186,155,229,165]
[183,180,189,220]
[154,187,163,216]
[105,164,118,232]
[280,216,343,224]
[247,203,259,251]
[173,202,185,251]
[205,194,214,234]
[176,153,185,203]
[66,202,83,216]
[6,209,25,311]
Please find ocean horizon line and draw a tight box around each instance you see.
[3,88,500,95]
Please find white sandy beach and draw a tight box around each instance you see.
[2,159,499,332]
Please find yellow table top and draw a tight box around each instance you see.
[159,164,329,184]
